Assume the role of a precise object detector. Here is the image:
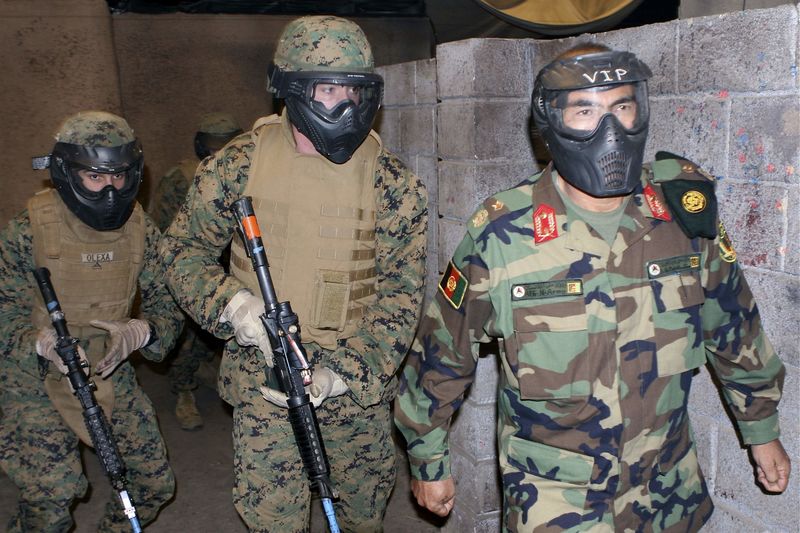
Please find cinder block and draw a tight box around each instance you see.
[437,100,534,162]
[688,413,719,492]
[438,161,533,221]
[728,95,800,185]
[441,504,502,533]
[438,218,467,272]
[450,400,498,462]
[449,451,502,513]
[714,426,798,531]
[716,181,788,270]
[378,61,415,107]
[467,352,501,406]
[787,186,799,274]
[677,6,798,93]
[679,0,744,19]
[400,106,436,156]
[415,58,438,105]
[437,39,531,99]
[688,366,731,425]
[701,503,781,533]
[413,155,438,200]
[376,108,402,153]
[741,269,800,368]
[647,96,729,176]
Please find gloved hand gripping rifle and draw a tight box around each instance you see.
[231,196,340,533]
[33,267,143,533]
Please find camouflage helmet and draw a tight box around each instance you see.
[194,112,242,159]
[268,16,383,164]
[43,111,144,231]
[198,112,241,135]
[55,110,136,147]
[273,15,374,73]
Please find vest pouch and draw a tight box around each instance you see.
[44,330,115,447]
[311,269,351,331]
[650,270,706,377]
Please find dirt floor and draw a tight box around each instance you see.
[0,356,448,532]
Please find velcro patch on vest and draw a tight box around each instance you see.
[81,251,114,268]
[646,254,701,279]
[439,261,468,309]
[511,279,583,301]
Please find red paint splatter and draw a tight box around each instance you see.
[738,153,747,163]
[676,106,686,114]
[766,163,776,172]
[755,144,764,155]
[711,119,718,129]
[736,127,746,136]
[717,89,729,99]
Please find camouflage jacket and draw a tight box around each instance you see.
[395,161,784,531]
[0,203,183,381]
[149,158,199,232]
[159,115,428,409]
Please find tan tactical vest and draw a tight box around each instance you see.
[28,188,145,445]
[229,114,380,350]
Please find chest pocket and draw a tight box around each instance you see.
[650,269,706,376]
[508,295,590,400]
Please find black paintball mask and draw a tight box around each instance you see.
[33,140,144,231]
[532,50,652,197]
[268,63,383,164]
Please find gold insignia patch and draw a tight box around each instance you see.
[471,209,488,228]
[681,190,706,213]
[491,200,504,211]
[718,221,737,263]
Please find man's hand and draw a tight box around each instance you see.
[260,366,348,408]
[220,290,273,364]
[35,327,88,375]
[91,319,151,378]
[751,438,791,493]
[411,478,455,517]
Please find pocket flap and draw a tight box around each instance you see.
[505,435,594,485]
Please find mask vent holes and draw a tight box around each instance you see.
[598,151,628,190]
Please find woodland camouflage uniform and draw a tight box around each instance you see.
[395,160,784,532]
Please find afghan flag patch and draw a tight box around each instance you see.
[439,261,468,309]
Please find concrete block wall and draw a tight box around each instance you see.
[377,4,799,531]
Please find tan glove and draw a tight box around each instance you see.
[90,319,151,378]
[220,290,273,365]
[260,366,348,409]
[35,327,88,375]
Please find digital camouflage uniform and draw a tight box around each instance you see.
[149,112,241,397]
[395,159,784,532]
[159,109,427,530]
[0,208,182,532]
[151,158,220,395]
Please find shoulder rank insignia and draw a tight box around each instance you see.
[471,209,489,228]
[439,261,468,309]
[644,184,672,221]
[718,221,737,262]
[533,203,559,244]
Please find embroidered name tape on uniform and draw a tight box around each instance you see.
[439,261,468,309]
[511,279,583,301]
[646,254,701,279]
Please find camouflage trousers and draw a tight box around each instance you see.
[0,364,174,532]
[232,386,396,533]
[168,318,219,392]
